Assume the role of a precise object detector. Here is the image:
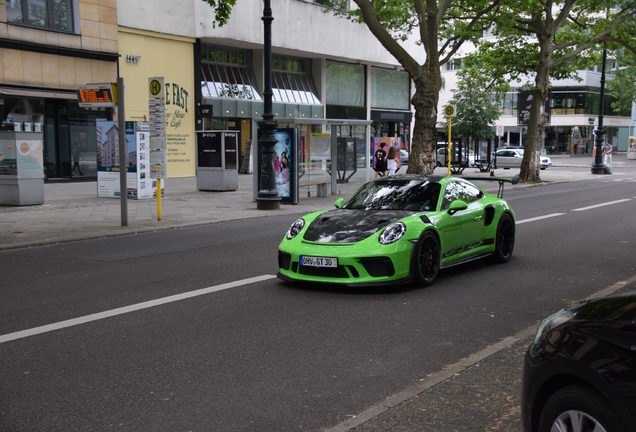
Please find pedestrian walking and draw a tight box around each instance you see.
[603,141,613,167]
[374,143,387,177]
[386,146,400,176]
[71,144,84,176]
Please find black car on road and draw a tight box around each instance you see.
[522,294,636,432]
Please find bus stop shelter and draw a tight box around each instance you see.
[252,118,373,203]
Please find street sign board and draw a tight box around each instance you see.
[148,77,165,99]
[443,104,457,118]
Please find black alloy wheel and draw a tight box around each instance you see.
[537,385,624,432]
[492,213,515,263]
[414,231,440,286]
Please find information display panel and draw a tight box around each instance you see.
[76,84,117,107]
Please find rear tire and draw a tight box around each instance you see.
[413,231,440,286]
[492,213,514,263]
[537,385,624,432]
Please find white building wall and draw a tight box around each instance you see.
[117,0,422,68]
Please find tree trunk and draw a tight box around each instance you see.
[520,19,552,183]
[520,85,544,183]
[406,71,440,175]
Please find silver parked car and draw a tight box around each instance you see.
[436,147,476,167]
[399,149,409,166]
[495,148,552,170]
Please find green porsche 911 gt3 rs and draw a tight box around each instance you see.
[277,174,517,287]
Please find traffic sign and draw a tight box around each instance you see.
[148,77,165,99]
[443,104,457,118]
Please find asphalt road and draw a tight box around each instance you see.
[1,174,635,431]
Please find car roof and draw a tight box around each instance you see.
[370,174,446,183]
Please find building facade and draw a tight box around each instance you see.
[116,0,418,179]
[0,0,119,181]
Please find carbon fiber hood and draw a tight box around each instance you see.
[302,209,407,243]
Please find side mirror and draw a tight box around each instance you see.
[447,199,468,215]
[334,197,344,208]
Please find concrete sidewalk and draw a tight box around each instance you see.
[0,154,631,250]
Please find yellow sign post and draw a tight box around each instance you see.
[443,105,456,176]
[148,77,167,222]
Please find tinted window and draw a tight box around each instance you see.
[343,179,441,211]
[441,180,484,210]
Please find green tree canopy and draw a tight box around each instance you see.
[325,0,504,175]
[607,51,636,114]
[199,0,237,27]
[447,60,510,141]
[468,0,636,182]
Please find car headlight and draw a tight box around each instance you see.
[286,218,305,240]
[531,308,577,348]
[379,222,406,245]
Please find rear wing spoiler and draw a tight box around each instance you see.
[460,174,519,198]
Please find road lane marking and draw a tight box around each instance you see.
[516,213,565,224]
[0,275,277,344]
[571,199,631,212]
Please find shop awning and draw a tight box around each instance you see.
[0,87,77,100]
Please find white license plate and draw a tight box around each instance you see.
[300,256,338,268]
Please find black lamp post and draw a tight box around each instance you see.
[256,0,280,209]
[591,49,607,174]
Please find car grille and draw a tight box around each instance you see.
[278,252,292,270]
[360,257,395,277]
[285,257,393,280]
[298,265,350,278]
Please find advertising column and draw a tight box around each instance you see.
[0,131,45,205]
[257,129,296,204]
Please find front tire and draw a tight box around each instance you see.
[492,213,515,263]
[537,385,624,432]
[413,231,440,286]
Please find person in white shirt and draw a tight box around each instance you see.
[603,141,613,167]
[386,146,400,175]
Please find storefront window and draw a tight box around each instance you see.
[371,68,409,111]
[326,61,365,108]
[0,97,45,130]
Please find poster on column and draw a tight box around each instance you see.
[273,130,293,199]
[96,121,158,199]
[96,121,125,198]
[131,122,157,199]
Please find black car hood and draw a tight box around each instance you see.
[303,209,408,243]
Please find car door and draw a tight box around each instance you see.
[496,150,513,168]
[437,180,486,264]
[510,150,524,168]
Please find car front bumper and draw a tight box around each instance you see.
[278,238,416,287]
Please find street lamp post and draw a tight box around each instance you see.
[591,49,607,175]
[256,0,280,210]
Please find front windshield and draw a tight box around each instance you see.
[342,179,441,211]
